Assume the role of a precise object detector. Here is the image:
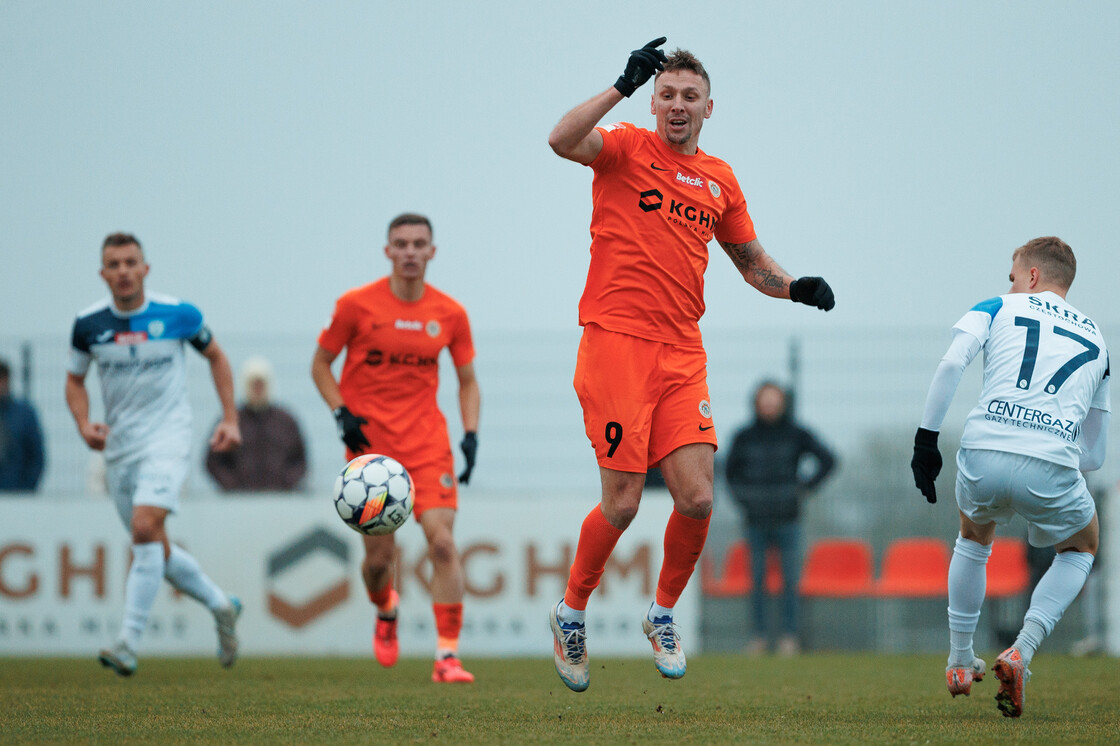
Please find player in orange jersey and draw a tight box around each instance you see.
[312,213,480,683]
[546,38,835,692]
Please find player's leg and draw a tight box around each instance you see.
[641,442,713,680]
[945,512,995,696]
[361,533,399,667]
[163,543,242,667]
[420,506,474,683]
[552,326,655,691]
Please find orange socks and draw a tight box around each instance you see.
[564,505,624,611]
[434,602,464,655]
[655,509,710,608]
[367,581,396,613]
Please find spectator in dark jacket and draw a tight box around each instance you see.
[205,356,307,492]
[0,357,45,492]
[725,381,836,655]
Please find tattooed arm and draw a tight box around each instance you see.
[718,238,795,299]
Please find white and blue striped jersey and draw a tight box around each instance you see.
[955,290,1111,469]
[69,292,213,464]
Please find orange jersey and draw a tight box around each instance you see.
[580,122,757,346]
[318,277,474,465]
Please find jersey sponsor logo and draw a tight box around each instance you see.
[675,172,704,188]
[1027,296,1098,332]
[115,331,148,345]
[602,122,624,132]
[984,399,1080,442]
[147,320,165,338]
[639,189,663,212]
[650,162,672,172]
[426,320,441,338]
[363,349,437,367]
[394,319,423,331]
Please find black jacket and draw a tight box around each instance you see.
[725,418,836,525]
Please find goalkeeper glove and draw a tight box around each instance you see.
[910,427,942,504]
[614,37,668,98]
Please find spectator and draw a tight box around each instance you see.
[725,381,836,656]
[206,356,307,491]
[0,356,45,492]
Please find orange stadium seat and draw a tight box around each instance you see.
[799,538,875,597]
[986,537,1030,597]
[874,537,950,597]
[700,539,784,597]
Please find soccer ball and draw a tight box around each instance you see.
[333,454,414,535]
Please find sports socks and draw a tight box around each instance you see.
[654,509,710,608]
[119,542,166,650]
[433,602,463,659]
[1015,550,1095,665]
[946,535,991,666]
[164,544,229,612]
[367,581,397,616]
[563,504,624,611]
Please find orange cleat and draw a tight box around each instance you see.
[946,657,986,697]
[993,647,1030,718]
[432,655,475,683]
[372,590,399,668]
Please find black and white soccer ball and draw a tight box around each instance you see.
[333,454,414,535]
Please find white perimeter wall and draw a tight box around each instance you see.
[0,492,698,658]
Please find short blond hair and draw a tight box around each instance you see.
[1013,236,1076,290]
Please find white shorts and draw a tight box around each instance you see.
[105,455,188,529]
[955,448,1095,548]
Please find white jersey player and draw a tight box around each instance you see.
[911,236,1110,718]
[65,232,245,677]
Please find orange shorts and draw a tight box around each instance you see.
[573,324,717,473]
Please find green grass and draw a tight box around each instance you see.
[2,654,1119,744]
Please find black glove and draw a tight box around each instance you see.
[790,276,835,311]
[910,427,942,504]
[333,406,370,453]
[614,37,668,98]
[458,431,478,484]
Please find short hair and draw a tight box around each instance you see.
[1013,236,1076,290]
[0,357,9,381]
[102,232,142,252]
[656,49,711,93]
[387,213,433,239]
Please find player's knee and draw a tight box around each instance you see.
[671,489,712,519]
[427,535,458,567]
[130,515,163,543]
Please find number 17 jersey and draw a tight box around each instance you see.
[956,290,1110,468]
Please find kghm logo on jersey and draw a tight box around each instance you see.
[636,187,719,238]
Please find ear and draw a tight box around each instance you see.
[1029,266,1041,289]
[704,98,714,119]
[650,94,656,116]
[383,244,391,260]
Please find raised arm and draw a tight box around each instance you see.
[548,36,667,165]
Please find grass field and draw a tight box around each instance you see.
[3,654,1118,744]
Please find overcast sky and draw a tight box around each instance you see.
[3,1,1118,341]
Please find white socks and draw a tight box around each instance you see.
[946,535,991,667]
[1016,551,1095,664]
[120,542,166,650]
[165,544,229,612]
[557,600,585,625]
